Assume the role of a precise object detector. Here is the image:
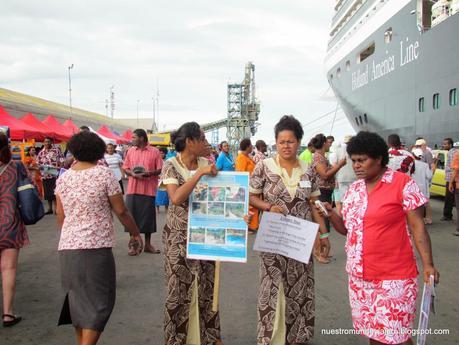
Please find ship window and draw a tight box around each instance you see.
[364,113,368,123]
[418,0,433,30]
[433,93,440,109]
[384,27,393,43]
[346,60,350,71]
[330,74,334,80]
[358,42,375,63]
[355,117,359,126]
[418,97,425,112]
[337,68,341,78]
[450,88,458,106]
[359,115,363,124]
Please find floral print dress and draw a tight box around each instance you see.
[250,157,320,345]
[342,169,427,344]
[160,157,221,345]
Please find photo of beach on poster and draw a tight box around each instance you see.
[187,171,250,262]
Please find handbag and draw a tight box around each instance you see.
[15,161,45,225]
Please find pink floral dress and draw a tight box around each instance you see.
[55,166,121,250]
[342,169,427,344]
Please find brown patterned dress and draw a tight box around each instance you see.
[311,152,335,190]
[250,157,320,345]
[0,161,29,250]
[160,157,221,345]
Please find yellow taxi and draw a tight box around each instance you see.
[429,150,448,197]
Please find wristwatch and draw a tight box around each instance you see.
[265,204,272,212]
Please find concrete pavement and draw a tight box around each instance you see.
[0,198,458,344]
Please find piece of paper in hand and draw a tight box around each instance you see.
[416,275,435,345]
[253,212,319,264]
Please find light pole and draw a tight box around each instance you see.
[68,64,74,117]
[110,86,115,118]
[136,99,140,128]
[152,94,158,133]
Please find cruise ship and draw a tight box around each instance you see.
[325,0,459,147]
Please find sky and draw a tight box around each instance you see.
[0,0,354,145]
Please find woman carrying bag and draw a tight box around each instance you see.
[0,132,29,327]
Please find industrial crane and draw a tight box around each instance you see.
[151,62,260,152]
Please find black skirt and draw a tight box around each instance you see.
[125,194,156,233]
[43,177,57,201]
[58,248,116,332]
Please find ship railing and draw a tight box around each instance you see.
[332,0,360,27]
[328,0,377,51]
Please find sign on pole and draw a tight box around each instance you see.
[187,171,250,263]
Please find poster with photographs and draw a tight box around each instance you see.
[187,171,250,263]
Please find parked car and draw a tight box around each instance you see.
[430,150,448,197]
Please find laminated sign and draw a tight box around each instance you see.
[187,171,249,263]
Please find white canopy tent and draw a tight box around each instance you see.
[88,126,116,145]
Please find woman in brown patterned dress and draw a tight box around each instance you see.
[310,133,346,263]
[0,132,29,327]
[249,116,330,345]
[160,122,222,345]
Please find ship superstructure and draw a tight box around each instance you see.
[325,0,459,146]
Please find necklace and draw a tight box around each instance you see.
[177,153,197,171]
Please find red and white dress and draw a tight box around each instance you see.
[388,148,415,175]
[341,169,427,344]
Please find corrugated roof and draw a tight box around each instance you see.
[0,87,131,132]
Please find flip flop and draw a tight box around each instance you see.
[144,247,160,254]
[3,314,22,327]
[314,254,331,264]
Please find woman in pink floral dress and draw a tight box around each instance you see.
[316,131,439,345]
[55,131,143,345]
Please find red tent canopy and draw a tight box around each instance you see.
[21,113,67,142]
[42,115,72,140]
[97,125,128,144]
[122,129,133,141]
[62,118,79,134]
[0,105,42,141]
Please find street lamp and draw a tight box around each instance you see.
[68,64,74,117]
[136,99,140,128]
[152,95,157,133]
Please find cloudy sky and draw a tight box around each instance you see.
[1,0,354,144]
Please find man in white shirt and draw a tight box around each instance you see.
[104,143,124,193]
[415,138,435,171]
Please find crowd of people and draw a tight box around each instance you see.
[2,113,457,344]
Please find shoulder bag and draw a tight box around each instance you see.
[16,161,45,225]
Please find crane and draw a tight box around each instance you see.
[150,62,260,151]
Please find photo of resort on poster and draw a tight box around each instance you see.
[187,171,250,263]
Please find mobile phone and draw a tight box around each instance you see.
[314,200,328,216]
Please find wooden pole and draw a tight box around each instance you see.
[212,261,221,312]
